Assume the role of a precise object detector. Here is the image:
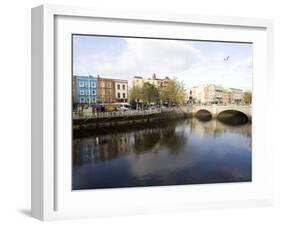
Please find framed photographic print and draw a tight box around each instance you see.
[31,4,274,221]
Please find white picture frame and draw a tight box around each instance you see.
[31,4,274,221]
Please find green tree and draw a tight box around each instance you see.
[160,79,187,105]
[129,85,142,101]
[141,82,159,104]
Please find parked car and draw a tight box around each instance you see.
[117,106,129,111]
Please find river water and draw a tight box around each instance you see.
[72,117,252,190]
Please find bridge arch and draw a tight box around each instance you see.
[195,109,212,121]
[183,105,251,121]
[217,109,249,125]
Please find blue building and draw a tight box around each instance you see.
[73,75,98,105]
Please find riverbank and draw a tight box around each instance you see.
[73,111,189,137]
[73,105,252,137]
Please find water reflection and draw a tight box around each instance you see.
[73,118,252,190]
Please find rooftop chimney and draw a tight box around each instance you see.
[152,73,156,80]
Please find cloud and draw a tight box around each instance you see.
[77,38,200,81]
[73,37,252,90]
[181,51,253,90]
[231,56,252,72]
[128,149,200,178]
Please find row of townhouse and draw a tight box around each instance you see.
[188,84,250,105]
[72,75,128,105]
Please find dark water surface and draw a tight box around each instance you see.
[72,118,252,190]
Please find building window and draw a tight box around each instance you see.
[91,82,96,88]
[92,97,96,103]
[108,90,111,95]
[80,90,85,95]
[92,90,96,95]
[123,93,126,98]
[122,84,125,90]
[117,93,120,98]
[108,83,111,88]
[101,82,105,87]
[102,90,105,95]
[80,97,85,103]
[117,84,120,90]
[86,90,90,96]
[86,98,90,103]
[79,81,84,87]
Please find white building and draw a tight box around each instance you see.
[187,85,206,104]
[188,84,244,105]
[115,79,128,103]
[191,85,206,104]
[229,88,243,104]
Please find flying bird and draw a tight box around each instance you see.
[224,56,230,61]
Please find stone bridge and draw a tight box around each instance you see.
[181,105,252,120]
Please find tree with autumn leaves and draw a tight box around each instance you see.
[243,91,252,104]
[159,80,187,106]
[129,79,187,107]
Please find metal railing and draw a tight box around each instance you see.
[73,108,167,119]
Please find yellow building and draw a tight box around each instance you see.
[133,73,170,89]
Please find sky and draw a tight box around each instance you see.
[73,35,252,90]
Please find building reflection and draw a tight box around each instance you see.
[73,118,252,166]
[189,118,251,138]
[73,124,188,165]
[73,133,132,166]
